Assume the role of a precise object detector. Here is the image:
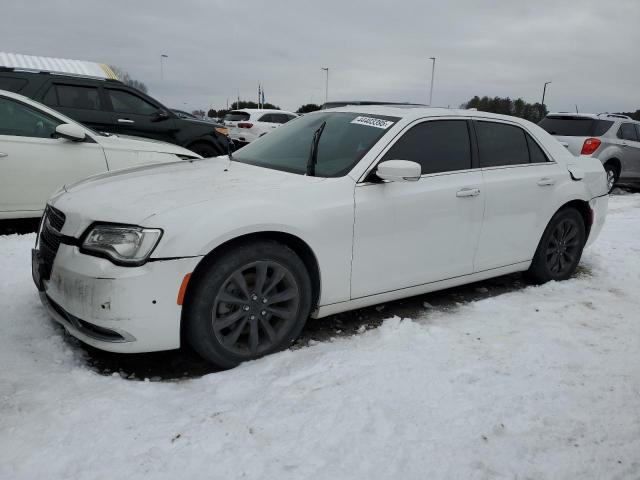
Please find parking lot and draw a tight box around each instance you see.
[1,192,639,479]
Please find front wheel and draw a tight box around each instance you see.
[527,208,586,284]
[184,241,312,369]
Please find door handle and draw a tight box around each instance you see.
[537,177,556,186]
[117,118,135,124]
[0,152,7,158]
[456,187,480,198]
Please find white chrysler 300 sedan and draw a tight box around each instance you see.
[33,106,608,368]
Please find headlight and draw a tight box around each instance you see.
[82,225,162,265]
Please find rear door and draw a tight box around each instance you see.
[351,118,484,298]
[617,123,640,179]
[104,88,177,142]
[473,119,567,271]
[0,95,107,214]
[39,81,113,133]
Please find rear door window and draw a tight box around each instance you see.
[382,120,472,174]
[257,113,274,123]
[618,123,639,141]
[51,84,101,110]
[476,121,529,167]
[108,89,157,115]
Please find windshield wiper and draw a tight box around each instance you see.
[306,121,326,176]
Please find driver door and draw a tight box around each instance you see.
[105,88,177,142]
[351,119,484,298]
[0,95,107,215]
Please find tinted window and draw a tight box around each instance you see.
[0,77,27,93]
[619,123,639,141]
[272,113,293,124]
[525,133,549,163]
[233,112,398,177]
[539,116,600,136]
[593,120,614,136]
[382,120,471,174]
[476,121,529,167]
[224,111,250,122]
[0,96,60,138]
[258,113,274,122]
[53,84,101,110]
[636,125,640,141]
[108,90,157,115]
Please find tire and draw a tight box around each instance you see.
[526,208,586,284]
[184,240,312,369]
[188,141,222,158]
[604,163,619,193]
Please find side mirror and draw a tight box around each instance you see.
[376,160,421,182]
[150,109,170,123]
[55,123,86,142]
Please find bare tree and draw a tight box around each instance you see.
[108,65,148,94]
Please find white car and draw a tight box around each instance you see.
[34,106,608,369]
[224,109,298,144]
[0,89,201,219]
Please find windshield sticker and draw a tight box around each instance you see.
[350,116,395,129]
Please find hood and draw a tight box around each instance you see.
[50,157,324,235]
[95,134,200,158]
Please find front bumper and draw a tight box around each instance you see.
[36,243,202,353]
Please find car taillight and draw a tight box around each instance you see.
[238,122,253,129]
[581,138,601,155]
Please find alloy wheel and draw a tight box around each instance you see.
[211,260,300,356]
[545,218,581,275]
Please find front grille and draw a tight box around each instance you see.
[39,206,66,280]
[47,205,66,232]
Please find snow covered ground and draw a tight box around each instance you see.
[1,195,640,480]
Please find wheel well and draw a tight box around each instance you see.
[181,231,321,325]
[603,158,621,176]
[558,200,592,239]
[186,139,223,155]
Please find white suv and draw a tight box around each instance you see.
[224,109,297,144]
[34,106,608,368]
[539,113,640,192]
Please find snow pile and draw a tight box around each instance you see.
[1,196,640,479]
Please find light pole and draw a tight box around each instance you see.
[428,57,436,106]
[160,54,168,80]
[541,81,552,108]
[321,67,329,104]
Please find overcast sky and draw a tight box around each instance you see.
[3,0,639,114]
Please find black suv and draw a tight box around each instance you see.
[0,70,229,157]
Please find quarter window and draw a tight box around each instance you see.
[381,120,472,174]
[476,121,529,167]
[108,90,157,115]
[0,96,60,138]
[0,77,27,93]
[525,133,549,163]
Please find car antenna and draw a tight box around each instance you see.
[306,121,326,177]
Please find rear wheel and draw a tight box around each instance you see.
[604,163,619,193]
[188,141,222,158]
[527,208,586,283]
[184,241,312,369]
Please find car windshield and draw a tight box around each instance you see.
[232,112,399,177]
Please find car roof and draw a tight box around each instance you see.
[319,104,537,124]
[546,112,636,122]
